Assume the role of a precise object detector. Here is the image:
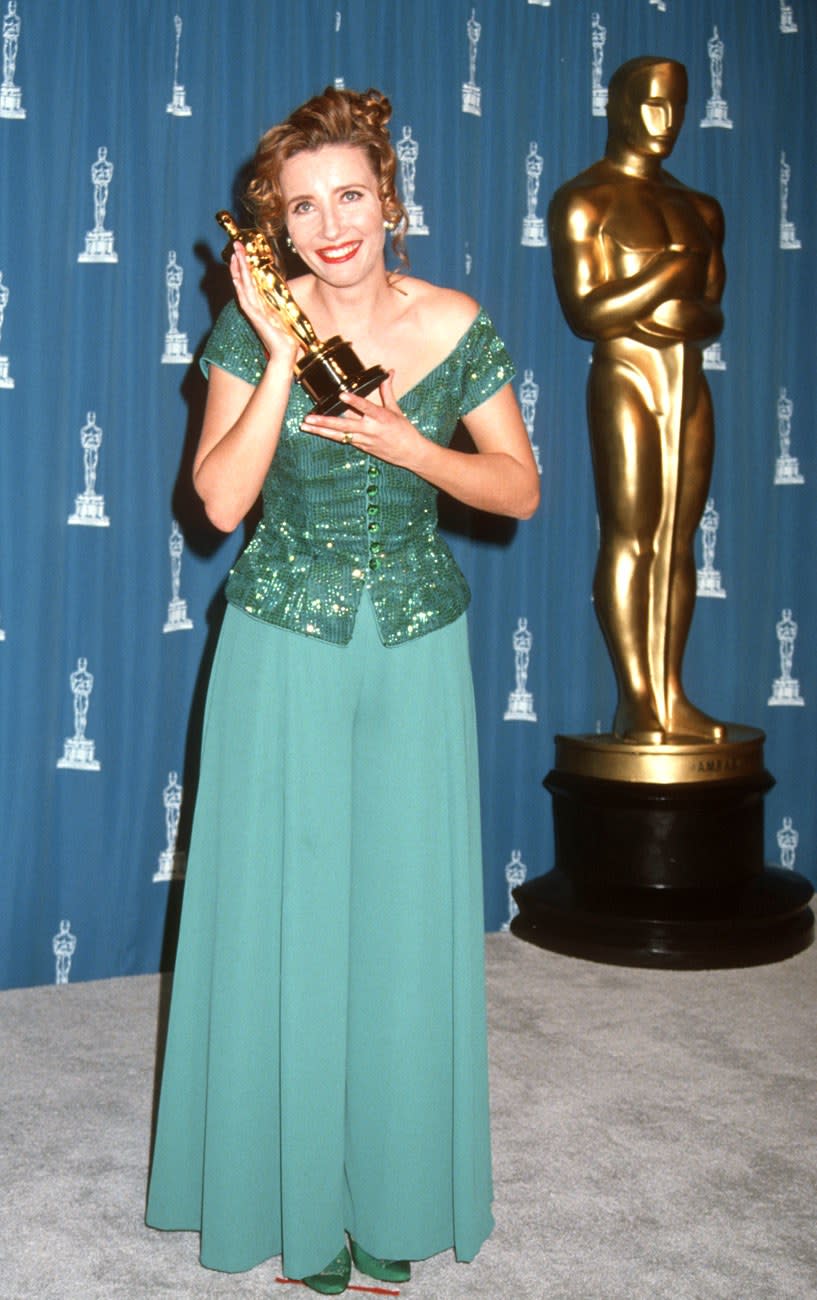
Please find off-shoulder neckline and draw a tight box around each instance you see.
[394,306,487,404]
[217,299,489,400]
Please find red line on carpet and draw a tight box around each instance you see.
[275,1279,400,1296]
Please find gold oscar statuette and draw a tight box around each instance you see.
[511,58,813,968]
[216,211,388,415]
[545,57,764,782]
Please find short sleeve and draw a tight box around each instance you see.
[459,309,516,416]
[200,300,267,385]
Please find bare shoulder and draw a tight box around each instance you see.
[396,278,480,351]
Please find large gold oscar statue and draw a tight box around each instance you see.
[511,57,813,966]
[550,56,724,749]
[544,55,759,784]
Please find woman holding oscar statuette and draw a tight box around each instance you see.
[145,85,539,1294]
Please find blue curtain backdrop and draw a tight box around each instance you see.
[1,0,814,988]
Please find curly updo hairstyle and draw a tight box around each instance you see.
[246,86,408,267]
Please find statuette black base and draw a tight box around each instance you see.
[512,764,814,969]
[298,339,388,416]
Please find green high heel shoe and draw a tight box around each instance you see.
[302,1245,351,1295]
[350,1238,411,1283]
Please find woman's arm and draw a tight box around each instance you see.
[192,243,299,533]
[409,382,540,519]
[301,376,541,521]
[193,358,292,532]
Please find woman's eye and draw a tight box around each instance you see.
[292,200,312,215]
[342,189,363,202]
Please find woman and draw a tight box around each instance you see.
[146,86,539,1294]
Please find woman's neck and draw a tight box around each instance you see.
[308,267,403,335]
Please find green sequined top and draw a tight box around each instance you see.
[200,300,516,646]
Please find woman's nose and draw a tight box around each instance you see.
[318,203,342,240]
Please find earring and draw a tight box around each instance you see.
[285,234,294,250]
[384,218,396,232]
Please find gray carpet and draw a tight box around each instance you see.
[2,936,816,1300]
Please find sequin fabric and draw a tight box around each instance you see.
[200,301,516,646]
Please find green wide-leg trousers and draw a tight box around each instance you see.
[146,599,493,1277]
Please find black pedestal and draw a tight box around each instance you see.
[512,766,814,969]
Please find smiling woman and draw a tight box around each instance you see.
[145,85,539,1296]
[281,146,389,285]
[248,86,408,263]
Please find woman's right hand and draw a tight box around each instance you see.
[229,241,300,370]
[192,243,301,531]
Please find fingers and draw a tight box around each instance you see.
[301,391,381,431]
[380,369,398,403]
[301,400,364,438]
[300,397,383,453]
[230,244,271,321]
[300,395,418,469]
[229,246,259,313]
[336,373,399,418]
[229,242,248,285]
[371,370,400,412]
[334,389,372,417]
[228,243,297,363]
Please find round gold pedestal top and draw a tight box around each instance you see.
[554,725,766,785]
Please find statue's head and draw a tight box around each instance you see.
[606,57,688,161]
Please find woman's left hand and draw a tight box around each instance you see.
[300,373,423,468]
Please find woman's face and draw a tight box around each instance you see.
[280,143,386,286]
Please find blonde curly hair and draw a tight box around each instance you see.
[246,86,408,267]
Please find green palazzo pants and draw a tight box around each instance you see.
[145,597,493,1277]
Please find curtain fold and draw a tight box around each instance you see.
[0,0,813,987]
